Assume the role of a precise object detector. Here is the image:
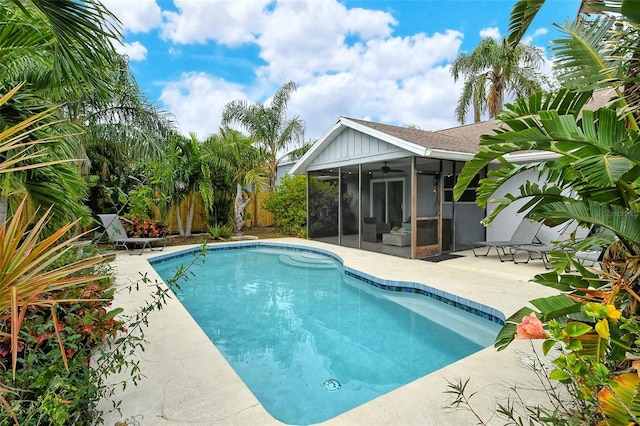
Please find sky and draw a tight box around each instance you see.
[101,0,582,144]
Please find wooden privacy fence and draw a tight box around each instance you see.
[246,191,274,227]
[151,191,274,234]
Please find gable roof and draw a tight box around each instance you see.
[291,116,486,174]
[291,89,615,175]
[346,118,480,154]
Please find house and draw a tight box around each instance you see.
[287,118,556,259]
[290,90,611,259]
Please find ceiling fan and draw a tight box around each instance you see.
[372,161,403,174]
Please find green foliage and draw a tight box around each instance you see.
[447,1,640,424]
[0,3,167,231]
[263,174,308,236]
[208,223,233,240]
[0,244,119,425]
[0,241,207,424]
[122,215,168,238]
[120,184,153,218]
[221,81,305,191]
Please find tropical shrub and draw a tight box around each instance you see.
[0,203,203,424]
[0,247,121,425]
[263,174,307,236]
[122,215,168,238]
[448,0,640,424]
[0,199,122,424]
[208,223,234,240]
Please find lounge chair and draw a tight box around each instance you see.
[510,222,591,269]
[575,250,603,267]
[471,218,542,261]
[97,214,167,255]
[510,243,556,269]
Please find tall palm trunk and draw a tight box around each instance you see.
[234,183,251,234]
[185,194,195,237]
[174,204,185,236]
[269,162,278,192]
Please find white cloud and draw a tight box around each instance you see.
[255,1,397,82]
[154,0,467,139]
[101,0,162,33]
[288,65,463,139]
[533,28,548,38]
[161,0,271,45]
[159,72,248,138]
[523,27,550,44]
[384,66,463,130]
[356,30,462,81]
[479,26,501,40]
[252,0,462,85]
[116,41,147,61]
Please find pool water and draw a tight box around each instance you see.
[151,245,501,425]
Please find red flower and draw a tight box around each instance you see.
[516,312,547,339]
[82,325,96,333]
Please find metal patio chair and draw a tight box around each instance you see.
[97,214,166,255]
[470,218,543,261]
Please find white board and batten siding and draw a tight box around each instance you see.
[307,128,407,171]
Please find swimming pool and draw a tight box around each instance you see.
[150,243,503,425]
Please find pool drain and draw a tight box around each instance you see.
[323,378,341,392]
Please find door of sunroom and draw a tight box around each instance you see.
[414,171,441,257]
[371,178,404,227]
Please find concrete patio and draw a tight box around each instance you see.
[98,238,560,425]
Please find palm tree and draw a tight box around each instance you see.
[0,3,174,223]
[79,55,175,214]
[204,128,269,233]
[0,85,92,233]
[2,0,120,100]
[150,132,212,237]
[0,85,80,223]
[451,36,548,123]
[0,0,125,229]
[221,81,305,191]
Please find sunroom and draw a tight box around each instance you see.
[290,117,497,259]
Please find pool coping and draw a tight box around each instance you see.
[99,238,559,425]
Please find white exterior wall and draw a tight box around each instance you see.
[276,162,295,186]
[486,167,571,243]
[308,128,406,170]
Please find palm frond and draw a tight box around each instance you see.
[622,0,640,24]
[507,0,546,46]
[15,0,122,97]
[533,200,640,253]
[550,16,626,92]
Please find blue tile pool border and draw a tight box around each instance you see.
[149,241,505,325]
